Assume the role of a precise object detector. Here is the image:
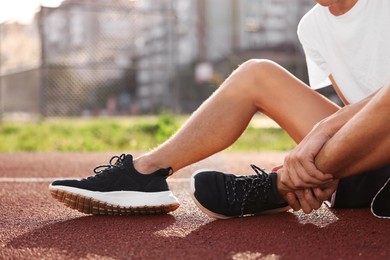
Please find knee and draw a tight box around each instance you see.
[221,59,281,97]
[235,59,279,83]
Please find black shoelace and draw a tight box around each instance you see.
[226,164,272,217]
[87,154,126,180]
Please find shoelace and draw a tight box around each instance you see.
[88,154,126,179]
[226,164,272,217]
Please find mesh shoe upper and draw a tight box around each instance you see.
[51,154,171,192]
[192,165,288,218]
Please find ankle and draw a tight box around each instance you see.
[133,155,162,174]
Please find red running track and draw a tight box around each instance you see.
[1,152,389,259]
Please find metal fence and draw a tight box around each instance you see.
[39,0,178,117]
[0,0,184,119]
[1,0,331,120]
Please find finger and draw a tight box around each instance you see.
[313,181,338,201]
[282,158,306,189]
[299,155,334,182]
[321,179,340,190]
[285,150,333,187]
[303,188,322,211]
[289,161,318,189]
[297,159,333,186]
[313,188,327,202]
[283,156,330,190]
[284,192,301,211]
[295,190,313,214]
[304,163,334,182]
[280,168,294,190]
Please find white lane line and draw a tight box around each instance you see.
[0,177,190,183]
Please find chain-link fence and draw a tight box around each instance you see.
[0,0,184,119]
[0,17,41,120]
[1,0,338,120]
[39,0,179,117]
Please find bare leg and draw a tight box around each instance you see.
[134,60,340,173]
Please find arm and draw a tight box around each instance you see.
[278,84,390,213]
[315,84,390,178]
[280,84,377,190]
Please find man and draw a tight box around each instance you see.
[50,0,390,218]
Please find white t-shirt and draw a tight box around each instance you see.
[297,0,390,104]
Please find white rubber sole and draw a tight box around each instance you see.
[190,169,290,219]
[49,184,180,215]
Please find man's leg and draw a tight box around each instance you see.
[50,59,340,216]
[134,59,340,174]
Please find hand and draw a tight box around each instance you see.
[283,180,339,214]
[281,123,334,190]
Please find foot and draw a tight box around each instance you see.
[49,154,180,215]
[190,164,289,219]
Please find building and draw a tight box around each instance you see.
[38,0,138,116]
[135,0,315,112]
[1,0,318,117]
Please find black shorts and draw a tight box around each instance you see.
[331,164,390,218]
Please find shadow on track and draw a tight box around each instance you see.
[6,207,390,259]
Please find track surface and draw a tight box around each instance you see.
[1,152,389,259]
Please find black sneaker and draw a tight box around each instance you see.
[49,154,180,215]
[190,164,289,219]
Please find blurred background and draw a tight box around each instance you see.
[0,0,341,121]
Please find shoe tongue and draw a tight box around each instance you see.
[121,154,134,167]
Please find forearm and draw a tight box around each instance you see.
[277,92,374,191]
[278,86,389,213]
[315,90,375,137]
[315,85,390,178]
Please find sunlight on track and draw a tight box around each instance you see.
[154,218,211,238]
[231,251,281,260]
[291,206,339,228]
[0,177,60,182]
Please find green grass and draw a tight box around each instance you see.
[0,114,296,152]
